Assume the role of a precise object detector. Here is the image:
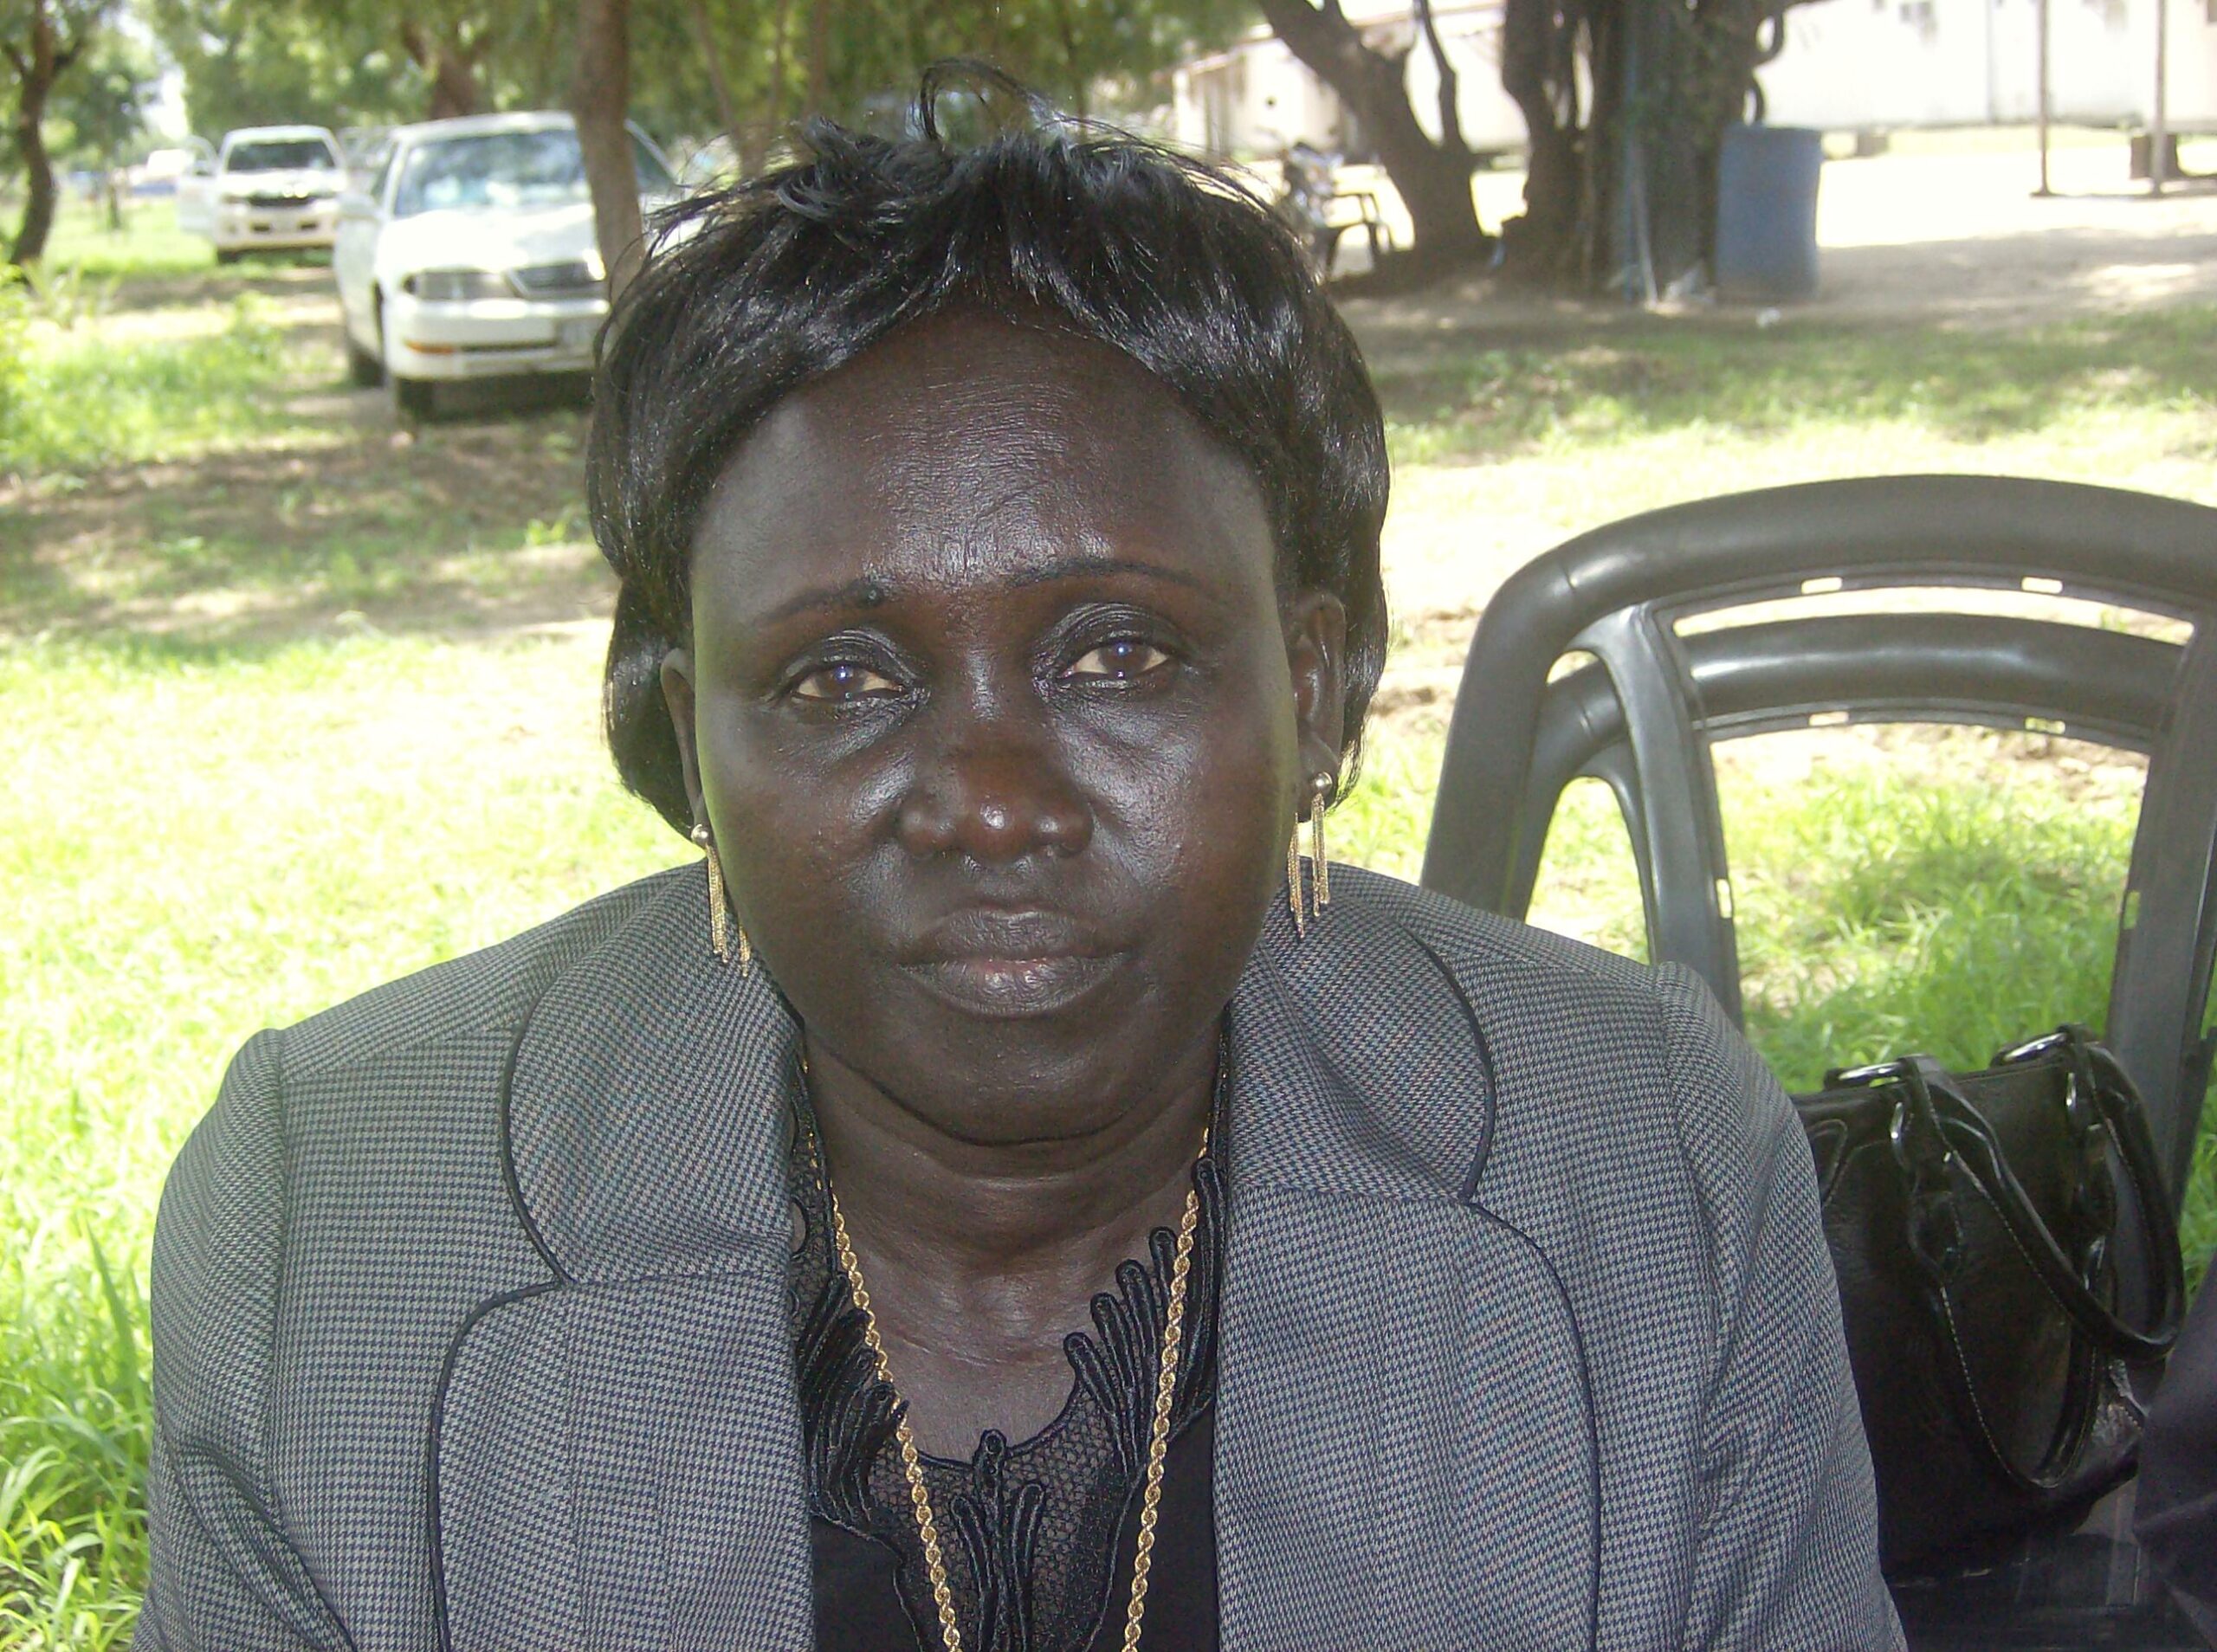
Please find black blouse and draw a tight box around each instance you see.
[785,1097,1225,1652]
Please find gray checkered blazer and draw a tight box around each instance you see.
[141,862,1901,1650]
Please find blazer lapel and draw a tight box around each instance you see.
[435,869,816,1652]
[1215,897,1600,1650]
[431,865,1602,1648]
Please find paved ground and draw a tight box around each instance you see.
[1334,128,2217,345]
[1810,137,2217,324]
[1322,131,2217,765]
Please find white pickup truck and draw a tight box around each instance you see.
[176,126,346,261]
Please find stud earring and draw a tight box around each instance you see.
[690,823,752,969]
[1287,771,1336,937]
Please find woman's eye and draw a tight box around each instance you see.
[1064,640,1172,682]
[791,662,902,702]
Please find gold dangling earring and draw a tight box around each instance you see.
[1309,771,1335,913]
[690,823,752,969]
[1287,771,1338,938]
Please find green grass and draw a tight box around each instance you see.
[0,633,682,1646]
[28,194,280,285]
[1731,769,2136,1084]
[0,290,307,477]
[0,410,597,636]
[1374,306,2217,519]
[4,261,2217,1642]
[1380,308,2217,461]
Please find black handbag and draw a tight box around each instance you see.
[1794,1025,2187,1577]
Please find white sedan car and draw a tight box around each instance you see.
[333,112,676,419]
[177,126,346,261]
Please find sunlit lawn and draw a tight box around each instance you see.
[3,202,2214,1645]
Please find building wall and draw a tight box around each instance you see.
[1173,7,1527,158]
[1755,0,2213,127]
[1173,0,2217,159]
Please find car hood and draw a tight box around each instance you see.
[219,169,340,198]
[374,202,598,278]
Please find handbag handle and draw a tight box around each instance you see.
[1838,1031,2187,1497]
[1910,1033,2184,1364]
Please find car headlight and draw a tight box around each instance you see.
[403,269,514,301]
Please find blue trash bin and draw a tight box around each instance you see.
[1715,124,1823,302]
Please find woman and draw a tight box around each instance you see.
[143,82,1899,1651]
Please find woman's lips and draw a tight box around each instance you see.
[902,952,1121,1017]
[901,909,1121,1017]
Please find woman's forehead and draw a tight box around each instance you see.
[689,313,1278,616]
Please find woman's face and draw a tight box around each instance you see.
[665,312,1345,1143]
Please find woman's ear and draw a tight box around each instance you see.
[1284,590,1348,786]
[660,647,709,829]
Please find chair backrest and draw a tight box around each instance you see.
[1419,474,2217,1203]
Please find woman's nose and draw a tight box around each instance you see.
[895,716,1094,863]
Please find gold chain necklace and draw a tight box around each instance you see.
[824,1145,1205,1652]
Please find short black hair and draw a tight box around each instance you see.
[588,70,1391,835]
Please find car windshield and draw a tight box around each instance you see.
[224,139,339,173]
[391,129,675,217]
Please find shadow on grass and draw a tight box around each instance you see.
[84,260,338,315]
[2,389,605,657]
[1373,304,2217,461]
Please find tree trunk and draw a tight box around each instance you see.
[1501,0,1807,291]
[399,23,485,119]
[10,97,55,266]
[572,0,643,298]
[687,0,747,168]
[1254,0,1491,261]
[766,0,794,141]
[4,0,80,268]
[1051,0,1089,121]
[805,0,831,119]
[1499,0,1583,281]
[428,47,480,118]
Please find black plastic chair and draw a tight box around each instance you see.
[1422,475,2217,1209]
[1419,474,2217,1645]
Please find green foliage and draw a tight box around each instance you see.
[145,0,1251,159]
[1,0,131,265]
[798,0,1252,121]
[46,30,152,170]
[141,0,436,134]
